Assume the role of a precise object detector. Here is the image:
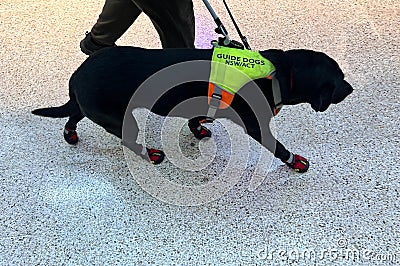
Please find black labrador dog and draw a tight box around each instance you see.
[33,46,353,173]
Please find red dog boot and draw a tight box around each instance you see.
[284,154,309,173]
[189,125,212,140]
[145,148,165,165]
[64,127,79,145]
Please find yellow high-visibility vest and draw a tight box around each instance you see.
[208,46,276,109]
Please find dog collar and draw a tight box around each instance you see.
[207,46,283,117]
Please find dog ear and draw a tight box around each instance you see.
[310,80,335,112]
[311,88,333,112]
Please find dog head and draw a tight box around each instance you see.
[260,49,353,112]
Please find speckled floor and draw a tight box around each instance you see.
[0,0,399,265]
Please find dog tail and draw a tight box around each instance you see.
[32,100,79,118]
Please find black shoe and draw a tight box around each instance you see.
[80,32,115,55]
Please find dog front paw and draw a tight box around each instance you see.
[284,154,309,173]
[189,125,212,140]
[146,148,165,165]
[122,142,165,165]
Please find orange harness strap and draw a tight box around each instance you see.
[207,83,235,109]
[207,80,282,116]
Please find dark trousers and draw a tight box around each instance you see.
[90,0,195,48]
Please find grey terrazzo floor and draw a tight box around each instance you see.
[1,0,399,265]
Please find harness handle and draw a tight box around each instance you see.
[202,0,231,46]
[202,0,250,49]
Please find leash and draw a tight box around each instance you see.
[221,0,251,50]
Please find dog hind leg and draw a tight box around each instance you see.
[63,112,84,145]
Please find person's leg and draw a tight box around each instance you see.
[91,0,142,45]
[81,0,142,54]
[134,0,195,48]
